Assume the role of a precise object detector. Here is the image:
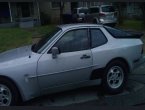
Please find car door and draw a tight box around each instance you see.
[37,28,93,92]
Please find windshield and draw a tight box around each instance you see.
[102,6,115,12]
[32,27,61,53]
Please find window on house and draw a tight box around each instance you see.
[80,2,88,7]
[16,2,34,18]
[51,2,60,9]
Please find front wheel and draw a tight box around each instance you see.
[0,78,21,106]
[102,61,128,94]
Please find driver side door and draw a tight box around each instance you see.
[37,28,93,92]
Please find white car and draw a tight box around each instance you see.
[0,24,144,106]
[89,5,118,26]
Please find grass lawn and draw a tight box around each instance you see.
[0,25,55,53]
[117,20,144,31]
[0,20,145,53]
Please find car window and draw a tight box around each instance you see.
[90,29,107,48]
[32,27,61,53]
[54,29,89,53]
[79,8,89,14]
[101,6,115,12]
[105,26,132,38]
[89,7,99,14]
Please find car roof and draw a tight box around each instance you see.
[90,5,113,8]
[74,7,88,10]
[58,23,103,31]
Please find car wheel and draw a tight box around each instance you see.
[102,61,128,94]
[0,78,21,106]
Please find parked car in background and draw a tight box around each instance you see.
[72,5,118,27]
[88,5,118,26]
[72,7,89,23]
[0,24,144,106]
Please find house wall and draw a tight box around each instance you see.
[39,2,71,24]
[124,3,142,19]
[0,1,40,27]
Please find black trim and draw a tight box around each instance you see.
[133,58,140,63]
[90,68,105,80]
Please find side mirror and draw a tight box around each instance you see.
[51,47,59,59]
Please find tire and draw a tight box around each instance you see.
[102,61,128,94]
[0,78,21,106]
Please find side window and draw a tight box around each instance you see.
[54,29,89,53]
[90,29,107,48]
[90,7,99,14]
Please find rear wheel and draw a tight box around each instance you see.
[102,61,128,94]
[0,78,21,106]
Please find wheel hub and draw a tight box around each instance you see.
[0,84,12,106]
[107,66,124,89]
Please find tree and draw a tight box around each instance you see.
[140,2,145,28]
[59,1,65,24]
[114,2,126,25]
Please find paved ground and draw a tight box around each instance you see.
[23,62,145,106]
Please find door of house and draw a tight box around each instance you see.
[0,2,10,23]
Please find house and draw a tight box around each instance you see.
[39,1,143,24]
[0,1,143,27]
[39,2,71,24]
[0,0,40,27]
[124,2,143,19]
[39,1,111,24]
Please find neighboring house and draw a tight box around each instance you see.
[39,1,110,24]
[0,0,40,27]
[39,2,71,24]
[0,1,143,27]
[39,1,143,24]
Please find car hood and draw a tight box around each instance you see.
[0,45,32,63]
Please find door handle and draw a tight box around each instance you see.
[80,54,91,59]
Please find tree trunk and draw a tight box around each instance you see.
[60,2,64,24]
[114,2,125,25]
[140,2,145,28]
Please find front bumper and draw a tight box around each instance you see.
[99,18,117,25]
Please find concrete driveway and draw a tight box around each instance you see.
[23,61,145,106]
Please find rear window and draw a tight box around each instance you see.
[79,8,89,14]
[89,7,99,13]
[105,26,132,38]
[102,6,115,12]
